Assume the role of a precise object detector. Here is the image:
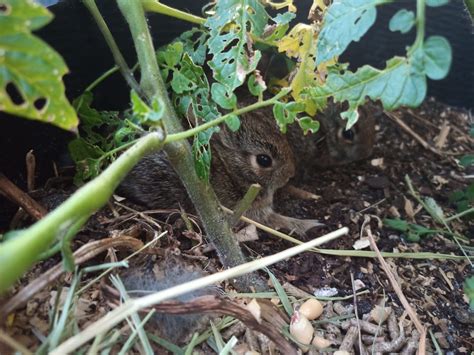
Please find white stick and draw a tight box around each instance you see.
[51,227,348,354]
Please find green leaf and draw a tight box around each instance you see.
[193,133,212,181]
[205,0,267,94]
[460,154,474,167]
[211,83,237,110]
[272,102,296,133]
[0,0,78,131]
[178,28,208,66]
[131,90,164,125]
[305,53,426,127]
[131,90,150,117]
[389,9,415,34]
[426,0,450,7]
[316,0,390,65]
[225,114,240,132]
[156,41,183,68]
[423,36,452,80]
[383,218,436,242]
[383,218,409,232]
[263,12,296,42]
[266,269,293,317]
[247,73,267,97]
[297,116,320,135]
[464,276,474,309]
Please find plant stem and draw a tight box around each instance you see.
[116,0,256,290]
[142,0,205,25]
[84,66,119,92]
[165,89,290,143]
[409,0,426,55]
[82,0,142,96]
[445,207,474,222]
[0,132,165,293]
[229,184,261,227]
[141,0,277,47]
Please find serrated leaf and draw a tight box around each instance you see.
[205,0,267,94]
[383,218,409,232]
[297,116,320,134]
[225,114,240,131]
[179,29,208,66]
[131,90,164,125]
[423,36,452,80]
[0,0,78,131]
[156,41,183,68]
[278,24,319,101]
[389,9,415,34]
[263,12,296,42]
[211,82,237,109]
[305,52,427,127]
[426,0,450,7]
[193,133,212,181]
[316,0,390,65]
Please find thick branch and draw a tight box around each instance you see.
[116,0,253,288]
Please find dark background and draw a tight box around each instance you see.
[0,0,472,226]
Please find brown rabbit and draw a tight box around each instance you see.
[119,102,321,235]
[287,101,378,176]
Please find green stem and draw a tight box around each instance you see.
[142,0,205,25]
[0,132,165,293]
[165,89,289,143]
[116,0,258,290]
[445,207,474,222]
[85,66,119,92]
[229,184,261,227]
[409,0,426,55]
[82,0,142,96]
[141,0,277,47]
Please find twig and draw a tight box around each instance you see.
[0,330,33,355]
[229,184,261,226]
[385,111,443,156]
[366,218,427,354]
[50,227,348,354]
[0,173,47,220]
[25,150,36,192]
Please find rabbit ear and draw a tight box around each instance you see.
[186,104,198,128]
[213,123,237,150]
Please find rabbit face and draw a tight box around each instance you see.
[211,107,296,201]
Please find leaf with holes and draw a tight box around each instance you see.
[316,0,391,65]
[0,0,78,131]
[205,0,268,94]
[304,49,427,128]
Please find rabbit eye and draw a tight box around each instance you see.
[342,129,355,141]
[256,154,272,168]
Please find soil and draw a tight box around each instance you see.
[0,98,472,354]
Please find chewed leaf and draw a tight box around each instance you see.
[389,9,415,34]
[297,116,320,135]
[205,0,268,94]
[211,83,237,110]
[0,0,78,131]
[305,52,427,128]
[316,0,390,65]
[423,36,452,80]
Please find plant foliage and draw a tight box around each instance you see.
[0,0,77,130]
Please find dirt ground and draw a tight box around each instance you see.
[0,98,472,354]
